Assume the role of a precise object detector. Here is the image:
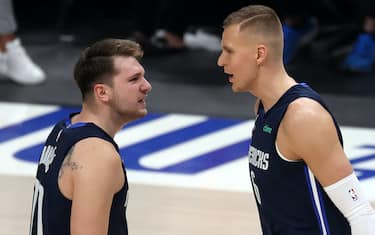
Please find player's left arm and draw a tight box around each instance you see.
[70,138,125,235]
[281,98,375,234]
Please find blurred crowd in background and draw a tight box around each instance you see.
[1,0,374,86]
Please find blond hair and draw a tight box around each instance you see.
[223,5,283,59]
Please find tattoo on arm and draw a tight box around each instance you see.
[58,146,83,178]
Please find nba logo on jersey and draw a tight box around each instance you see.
[348,188,358,201]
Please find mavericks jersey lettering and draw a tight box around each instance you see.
[30,114,129,235]
[249,83,350,234]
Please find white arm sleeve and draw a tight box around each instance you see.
[324,172,375,235]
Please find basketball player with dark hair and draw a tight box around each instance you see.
[29,38,152,235]
[217,5,375,234]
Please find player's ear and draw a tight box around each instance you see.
[93,83,110,102]
[256,44,267,65]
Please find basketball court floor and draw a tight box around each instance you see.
[0,29,375,235]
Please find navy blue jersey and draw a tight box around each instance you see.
[30,114,129,235]
[249,83,351,234]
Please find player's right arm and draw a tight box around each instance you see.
[279,98,375,234]
[60,138,124,235]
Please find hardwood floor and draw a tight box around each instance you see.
[0,174,261,235]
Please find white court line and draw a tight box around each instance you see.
[0,102,58,128]
[0,126,53,176]
[0,102,375,197]
[139,121,253,169]
[115,114,207,146]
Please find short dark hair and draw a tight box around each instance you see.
[73,38,143,100]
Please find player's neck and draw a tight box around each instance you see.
[73,106,123,138]
[256,69,296,112]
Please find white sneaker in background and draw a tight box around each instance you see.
[183,30,221,52]
[0,38,46,85]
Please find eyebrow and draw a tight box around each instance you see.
[222,45,232,52]
[128,72,143,79]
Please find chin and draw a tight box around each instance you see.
[231,85,243,93]
[137,109,148,117]
[123,109,148,122]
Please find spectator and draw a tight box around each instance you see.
[341,0,375,73]
[0,0,45,85]
[279,2,319,64]
[128,0,246,53]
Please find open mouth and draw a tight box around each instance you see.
[138,98,146,104]
[225,71,233,80]
[227,74,234,82]
[138,94,148,104]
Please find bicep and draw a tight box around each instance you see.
[284,101,353,186]
[71,178,113,235]
[301,130,353,186]
[70,140,123,235]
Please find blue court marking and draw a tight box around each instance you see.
[122,113,165,129]
[13,111,250,174]
[3,106,375,177]
[120,118,246,173]
[15,144,44,163]
[160,140,249,174]
[13,112,165,163]
[0,107,163,144]
[0,107,80,143]
[350,145,375,180]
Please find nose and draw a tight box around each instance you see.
[141,77,152,93]
[217,52,224,67]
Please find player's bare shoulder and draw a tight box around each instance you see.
[279,97,338,150]
[283,97,333,129]
[58,145,82,179]
[279,97,340,158]
[60,138,121,170]
[73,137,123,181]
[59,137,124,196]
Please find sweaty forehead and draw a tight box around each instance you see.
[113,56,138,67]
[223,24,241,37]
[113,56,143,74]
[225,23,267,44]
[222,24,252,48]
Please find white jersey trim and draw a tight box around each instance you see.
[275,142,301,163]
[306,168,328,235]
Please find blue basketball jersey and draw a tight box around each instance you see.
[30,114,129,235]
[249,83,351,234]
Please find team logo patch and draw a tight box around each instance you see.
[262,124,272,134]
